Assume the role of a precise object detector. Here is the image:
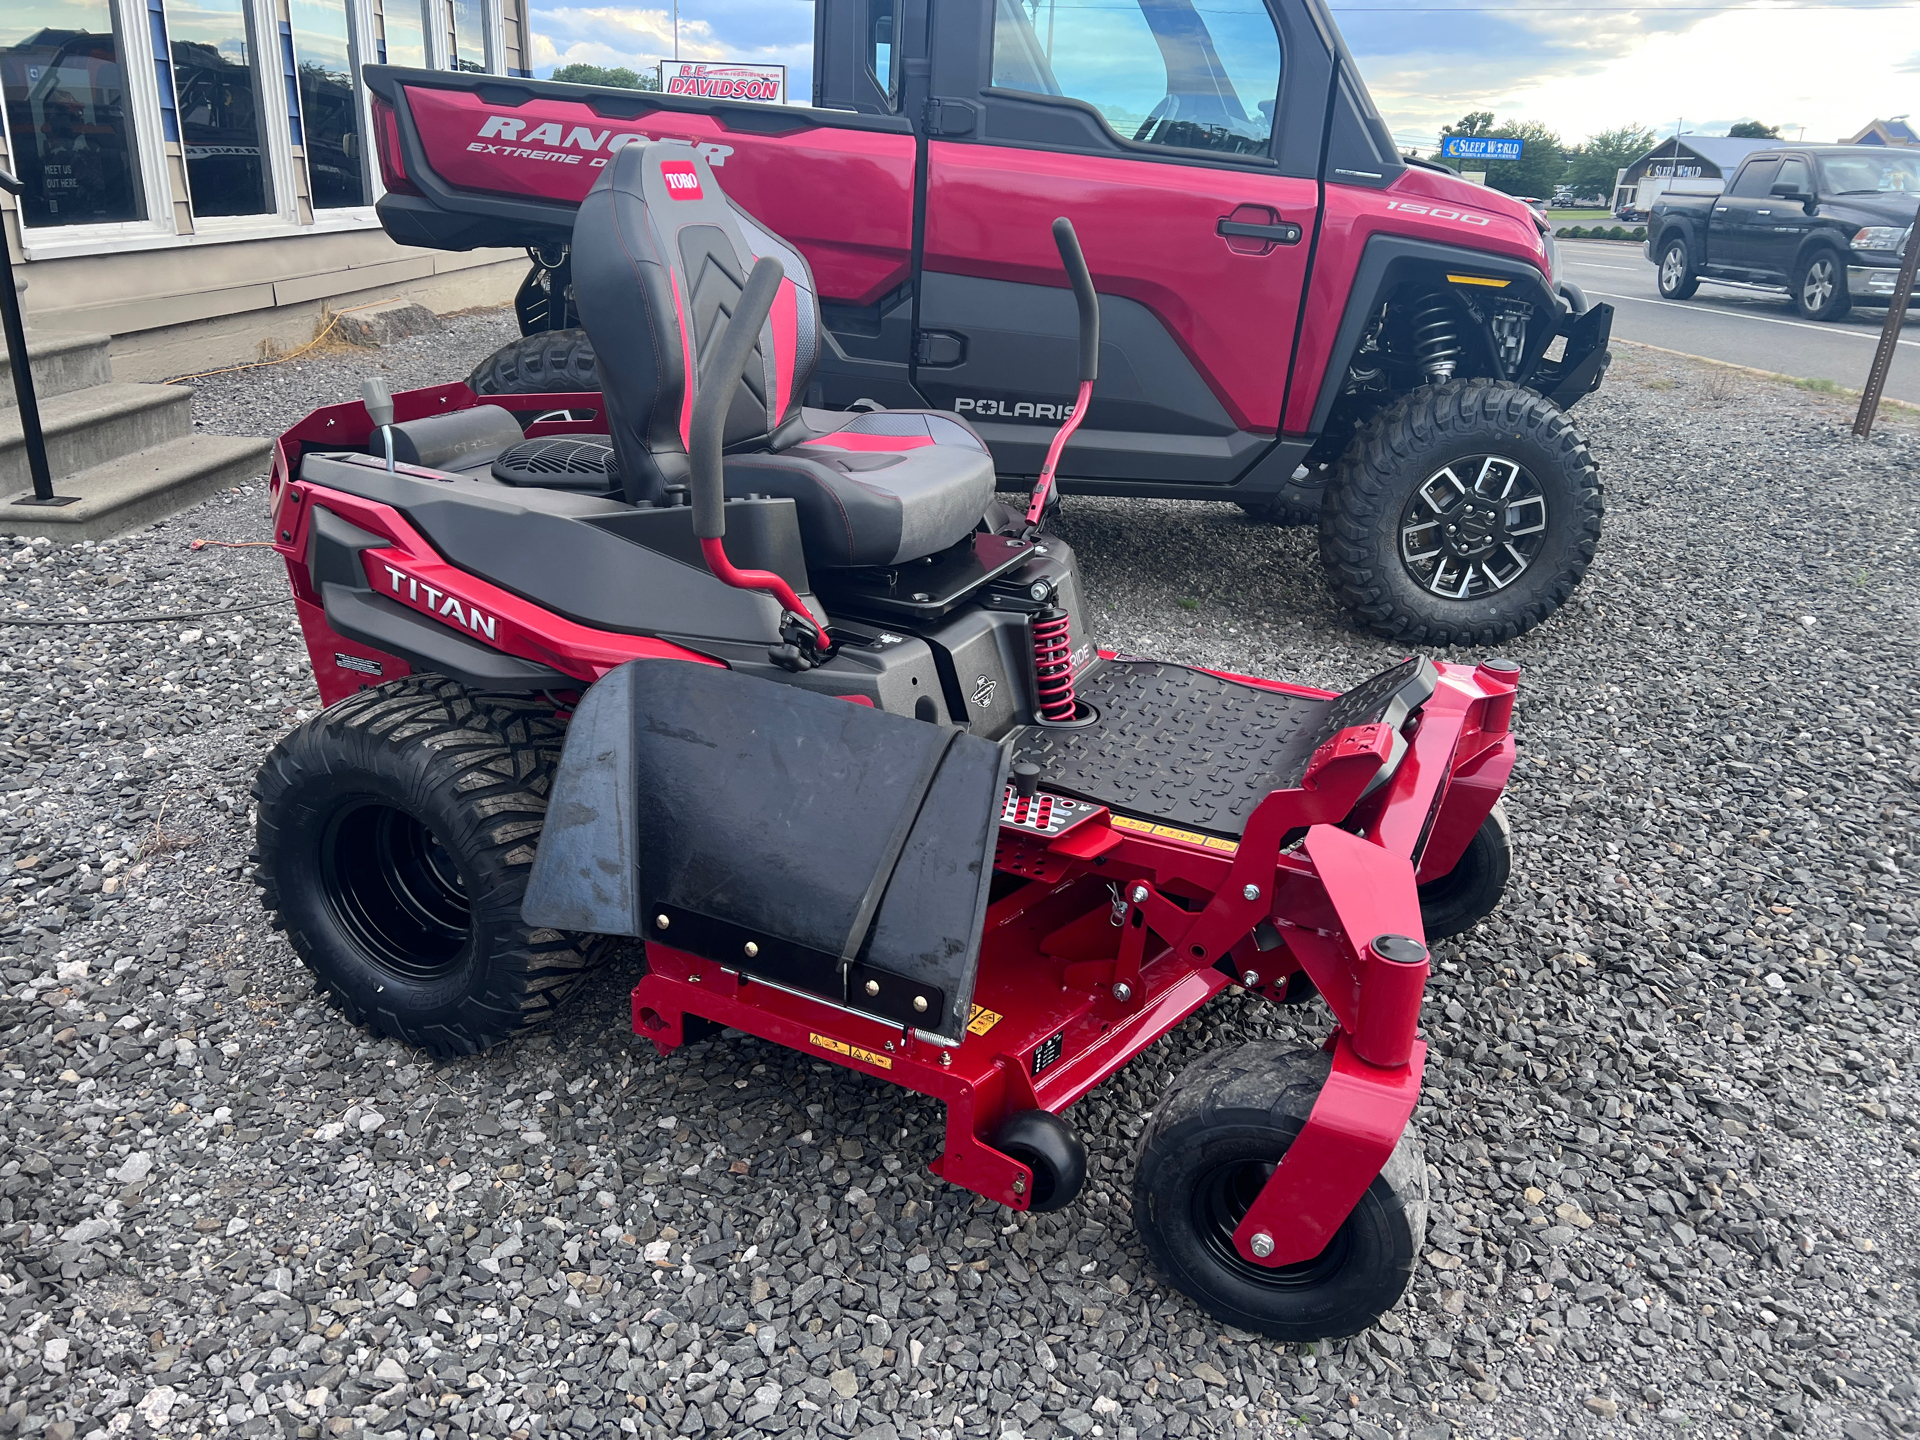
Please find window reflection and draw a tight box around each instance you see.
[381,0,426,68]
[0,0,145,226]
[166,0,271,216]
[289,0,366,206]
[451,0,485,71]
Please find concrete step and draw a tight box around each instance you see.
[0,433,272,542]
[0,332,116,409]
[0,382,193,490]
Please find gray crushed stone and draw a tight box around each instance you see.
[0,325,1915,1440]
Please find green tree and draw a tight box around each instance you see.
[1563,122,1658,199]
[1727,120,1780,139]
[549,63,661,90]
[1437,111,1497,149]
[1483,121,1566,199]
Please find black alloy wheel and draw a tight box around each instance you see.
[319,799,471,982]
[1398,454,1549,602]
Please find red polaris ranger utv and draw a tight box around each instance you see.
[256,134,1526,1341]
[364,0,1610,644]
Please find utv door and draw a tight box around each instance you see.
[916,0,1324,489]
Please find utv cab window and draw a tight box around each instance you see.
[869,0,900,102]
[991,0,1281,157]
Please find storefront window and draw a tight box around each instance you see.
[451,0,485,71]
[381,0,425,68]
[1,0,146,227]
[165,0,272,216]
[289,0,365,206]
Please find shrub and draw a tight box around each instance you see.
[1607,225,1629,241]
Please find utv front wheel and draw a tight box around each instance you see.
[1319,378,1603,645]
[252,677,610,1056]
[1134,1043,1427,1340]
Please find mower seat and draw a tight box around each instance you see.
[571,141,996,569]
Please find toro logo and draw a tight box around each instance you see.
[660,161,703,200]
[382,565,499,641]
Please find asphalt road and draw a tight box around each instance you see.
[1556,238,1920,405]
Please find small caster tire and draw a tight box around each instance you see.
[1418,801,1512,941]
[1134,1042,1427,1340]
[996,1110,1087,1213]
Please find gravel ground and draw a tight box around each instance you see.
[1,316,1916,1440]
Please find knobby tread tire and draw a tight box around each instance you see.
[467,328,601,396]
[1134,1041,1427,1340]
[252,676,612,1057]
[1318,378,1603,647]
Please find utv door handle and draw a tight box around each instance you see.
[1218,217,1303,245]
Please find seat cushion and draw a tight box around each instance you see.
[725,409,996,568]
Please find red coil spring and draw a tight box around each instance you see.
[1031,606,1079,722]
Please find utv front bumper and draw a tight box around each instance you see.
[1534,302,1613,410]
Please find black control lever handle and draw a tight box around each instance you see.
[1051,217,1099,384]
[688,255,784,542]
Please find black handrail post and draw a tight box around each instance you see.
[0,167,73,507]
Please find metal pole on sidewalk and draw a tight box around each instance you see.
[1854,222,1920,440]
[0,167,73,506]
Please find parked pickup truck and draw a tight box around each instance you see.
[365,0,1612,643]
[1649,145,1919,321]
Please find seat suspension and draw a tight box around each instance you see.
[1031,607,1079,722]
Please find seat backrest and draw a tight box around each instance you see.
[572,141,823,506]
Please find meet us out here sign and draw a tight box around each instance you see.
[657,62,787,104]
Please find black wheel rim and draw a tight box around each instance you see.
[320,799,471,981]
[1193,1156,1354,1289]
[1399,454,1549,600]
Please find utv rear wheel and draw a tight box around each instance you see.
[253,677,611,1056]
[1656,237,1699,300]
[1418,801,1512,941]
[468,328,601,396]
[1134,1043,1427,1340]
[1319,378,1603,646]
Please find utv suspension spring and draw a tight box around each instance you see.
[1031,607,1080,722]
[1409,292,1463,382]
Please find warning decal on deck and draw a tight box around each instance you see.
[967,1005,1002,1036]
[810,1033,892,1069]
[1109,813,1239,853]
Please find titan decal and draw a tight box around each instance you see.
[381,565,499,640]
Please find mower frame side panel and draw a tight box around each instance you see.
[521,661,642,935]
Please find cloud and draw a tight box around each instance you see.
[529,0,811,78]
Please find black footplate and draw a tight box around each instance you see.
[1009,657,1437,838]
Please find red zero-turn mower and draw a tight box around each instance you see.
[253,141,1520,1340]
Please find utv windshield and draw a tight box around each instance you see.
[991,0,1281,157]
[1819,152,1920,196]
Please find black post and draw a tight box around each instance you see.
[0,167,71,506]
[1853,222,1920,441]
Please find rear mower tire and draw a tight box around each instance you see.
[1134,1042,1427,1340]
[1418,801,1512,941]
[252,676,612,1057]
[467,328,601,396]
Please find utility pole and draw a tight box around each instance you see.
[1853,222,1919,439]
[673,0,680,61]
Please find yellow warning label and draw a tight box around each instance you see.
[967,1005,1002,1036]
[810,1032,892,1069]
[1109,813,1238,854]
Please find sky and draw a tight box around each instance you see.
[526,0,1920,152]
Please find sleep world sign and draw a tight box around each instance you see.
[1441,136,1524,161]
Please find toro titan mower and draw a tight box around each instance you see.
[252,140,1520,1340]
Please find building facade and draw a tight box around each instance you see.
[1611,136,1783,215]
[1,0,533,378]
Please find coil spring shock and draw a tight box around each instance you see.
[1409,291,1463,382]
[1031,606,1079,722]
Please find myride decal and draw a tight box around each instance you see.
[658,61,786,104]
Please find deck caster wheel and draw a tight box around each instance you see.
[1418,801,1512,941]
[996,1110,1088,1213]
[1133,1043,1427,1340]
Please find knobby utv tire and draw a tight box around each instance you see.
[1319,378,1603,646]
[1134,1042,1427,1340]
[1418,801,1512,941]
[468,328,601,396]
[252,677,612,1056]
